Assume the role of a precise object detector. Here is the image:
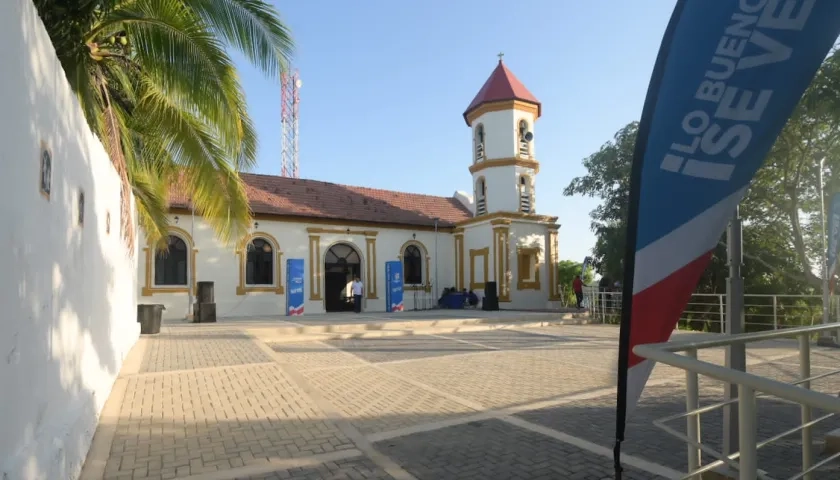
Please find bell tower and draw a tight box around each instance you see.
[464,55,541,216]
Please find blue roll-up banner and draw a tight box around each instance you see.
[614,1,840,477]
[385,261,404,312]
[286,258,305,316]
[829,193,840,280]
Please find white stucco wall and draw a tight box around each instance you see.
[0,1,140,478]
[462,222,494,297]
[460,219,553,309]
[474,165,524,214]
[138,215,456,319]
[470,105,538,215]
[508,221,550,309]
[470,109,537,160]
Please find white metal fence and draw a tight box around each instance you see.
[636,323,840,479]
[582,287,840,332]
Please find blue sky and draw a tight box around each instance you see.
[234,0,676,262]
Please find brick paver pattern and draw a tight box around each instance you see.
[86,321,840,480]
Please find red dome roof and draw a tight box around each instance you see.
[463,60,541,125]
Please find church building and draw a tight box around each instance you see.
[138,59,563,319]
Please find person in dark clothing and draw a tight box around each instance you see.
[573,275,585,309]
[598,275,612,293]
[467,290,479,307]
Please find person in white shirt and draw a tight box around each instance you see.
[351,276,364,313]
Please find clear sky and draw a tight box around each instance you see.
[233,0,676,262]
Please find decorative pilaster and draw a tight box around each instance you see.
[454,228,465,290]
[424,255,432,292]
[492,219,511,302]
[365,234,378,299]
[308,234,321,300]
[547,226,561,300]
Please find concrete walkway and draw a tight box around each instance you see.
[79,318,840,480]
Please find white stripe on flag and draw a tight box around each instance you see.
[633,187,747,295]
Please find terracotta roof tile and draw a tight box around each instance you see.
[169,173,473,227]
[463,60,541,124]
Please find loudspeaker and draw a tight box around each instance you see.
[197,281,215,303]
[196,302,217,323]
[483,281,499,311]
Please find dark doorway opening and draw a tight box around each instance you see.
[324,243,362,312]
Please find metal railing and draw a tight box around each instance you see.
[582,287,840,331]
[635,323,840,479]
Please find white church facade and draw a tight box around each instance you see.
[138,60,563,320]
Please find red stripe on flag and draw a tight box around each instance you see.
[627,251,713,368]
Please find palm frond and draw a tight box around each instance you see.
[189,0,294,78]
[135,75,252,244]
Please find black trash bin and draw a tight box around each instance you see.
[137,304,165,334]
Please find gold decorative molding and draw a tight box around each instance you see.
[185,209,453,233]
[469,247,489,291]
[490,218,511,226]
[516,246,541,291]
[454,234,465,291]
[465,100,540,126]
[308,235,322,300]
[547,230,561,300]
[457,211,558,228]
[365,236,378,299]
[493,224,511,302]
[141,226,198,296]
[307,227,379,236]
[469,157,540,175]
[235,232,285,296]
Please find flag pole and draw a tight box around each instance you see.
[722,206,746,469]
[614,2,687,477]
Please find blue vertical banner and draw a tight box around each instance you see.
[286,258,305,316]
[385,261,404,312]
[829,193,840,289]
[614,1,840,478]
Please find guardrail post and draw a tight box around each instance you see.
[738,384,758,480]
[799,334,813,480]
[719,295,725,333]
[772,296,778,330]
[686,348,701,476]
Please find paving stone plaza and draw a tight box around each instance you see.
[79,313,840,480]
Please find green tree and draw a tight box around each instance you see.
[564,51,840,316]
[33,0,294,248]
[556,260,594,307]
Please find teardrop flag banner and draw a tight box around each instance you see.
[614,1,840,477]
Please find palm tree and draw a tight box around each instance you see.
[33,0,293,249]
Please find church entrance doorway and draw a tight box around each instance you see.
[324,242,362,313]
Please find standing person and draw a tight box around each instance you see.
[351,276,364,313]
[573,275,585,309]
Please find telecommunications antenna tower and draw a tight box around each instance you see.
[280,70,301,178]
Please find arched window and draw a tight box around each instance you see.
[519,175,532,213]
[154,235,188,286]
[518,119,530,156]
[403,245,423,285]
[475,177,487,216]
[246,237,274,285]
[474,124,485,162]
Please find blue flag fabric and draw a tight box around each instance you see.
[615,1,840,477]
